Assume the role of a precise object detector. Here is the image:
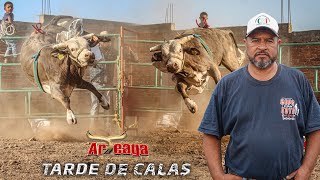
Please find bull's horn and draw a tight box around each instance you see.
[86,131,127,145]
[149,44,162,52]
[53,42,67,49]
[100,31,108,35]
[57,20,68,27]
[178,35,195,44]
[81,33,95,40]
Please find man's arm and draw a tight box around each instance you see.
[287,130,320,179]
[301,130,320,175]
[203,134,242,180]
[203,134,224,179]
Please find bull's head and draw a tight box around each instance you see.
[53,33,111,67]
[53,37,95,67]
[150,35,200,73]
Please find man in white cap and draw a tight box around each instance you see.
[198,13,320,179]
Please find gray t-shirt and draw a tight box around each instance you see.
[2,12,14,22]
[198,64,320,179]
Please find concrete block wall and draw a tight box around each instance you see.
[122,23,320,128]
[0,15,176,121]
[1,15,320,129]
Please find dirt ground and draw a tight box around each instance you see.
[1,121,320,180]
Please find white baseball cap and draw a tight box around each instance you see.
[246,13,279,37]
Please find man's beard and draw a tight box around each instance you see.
[248,51,277,69]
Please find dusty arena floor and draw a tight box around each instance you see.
[1,126,320,179]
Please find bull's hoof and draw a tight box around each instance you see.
[100,95,110,110]
[190,107,197,114]
[29,137,36,141]
[101,103,110,110]
[184,98,198,113]
[67,110,77,125]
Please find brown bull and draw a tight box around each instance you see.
[150,28,245,113]
[20,16,111,124]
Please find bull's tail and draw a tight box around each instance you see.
[229,32,245,66]
[46,16,73,27]
[86,131,127,145]
[237,48,245,66]
[229,32,239,49]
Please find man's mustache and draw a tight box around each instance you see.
[254,51,270,58]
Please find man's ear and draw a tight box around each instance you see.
[184,47,200,55]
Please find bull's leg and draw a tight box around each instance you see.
[50,84,77,125]
[77,80,110,110]
[176,80,198,113]
[208,63,222,84]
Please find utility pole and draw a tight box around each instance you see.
[165,3,174,23]
[41,0,51,15]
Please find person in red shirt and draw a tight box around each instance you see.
[197,12,210,28]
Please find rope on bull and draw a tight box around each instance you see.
[32,23,45,34]
[31,44,53,93]
[193,34,213,59]
[32,50,45,93]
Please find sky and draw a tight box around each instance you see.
[7,0,320,32]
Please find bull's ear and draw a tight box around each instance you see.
[51,52,59,58]
[81,33,95,40]
[82,33,111,42]
[81,33,110,47]
[88,35,111,47]
[151,52,163,62]
[51,50,67,59]
[53,42,67,50]
[184,47,200,55]
[95,35,111,42]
